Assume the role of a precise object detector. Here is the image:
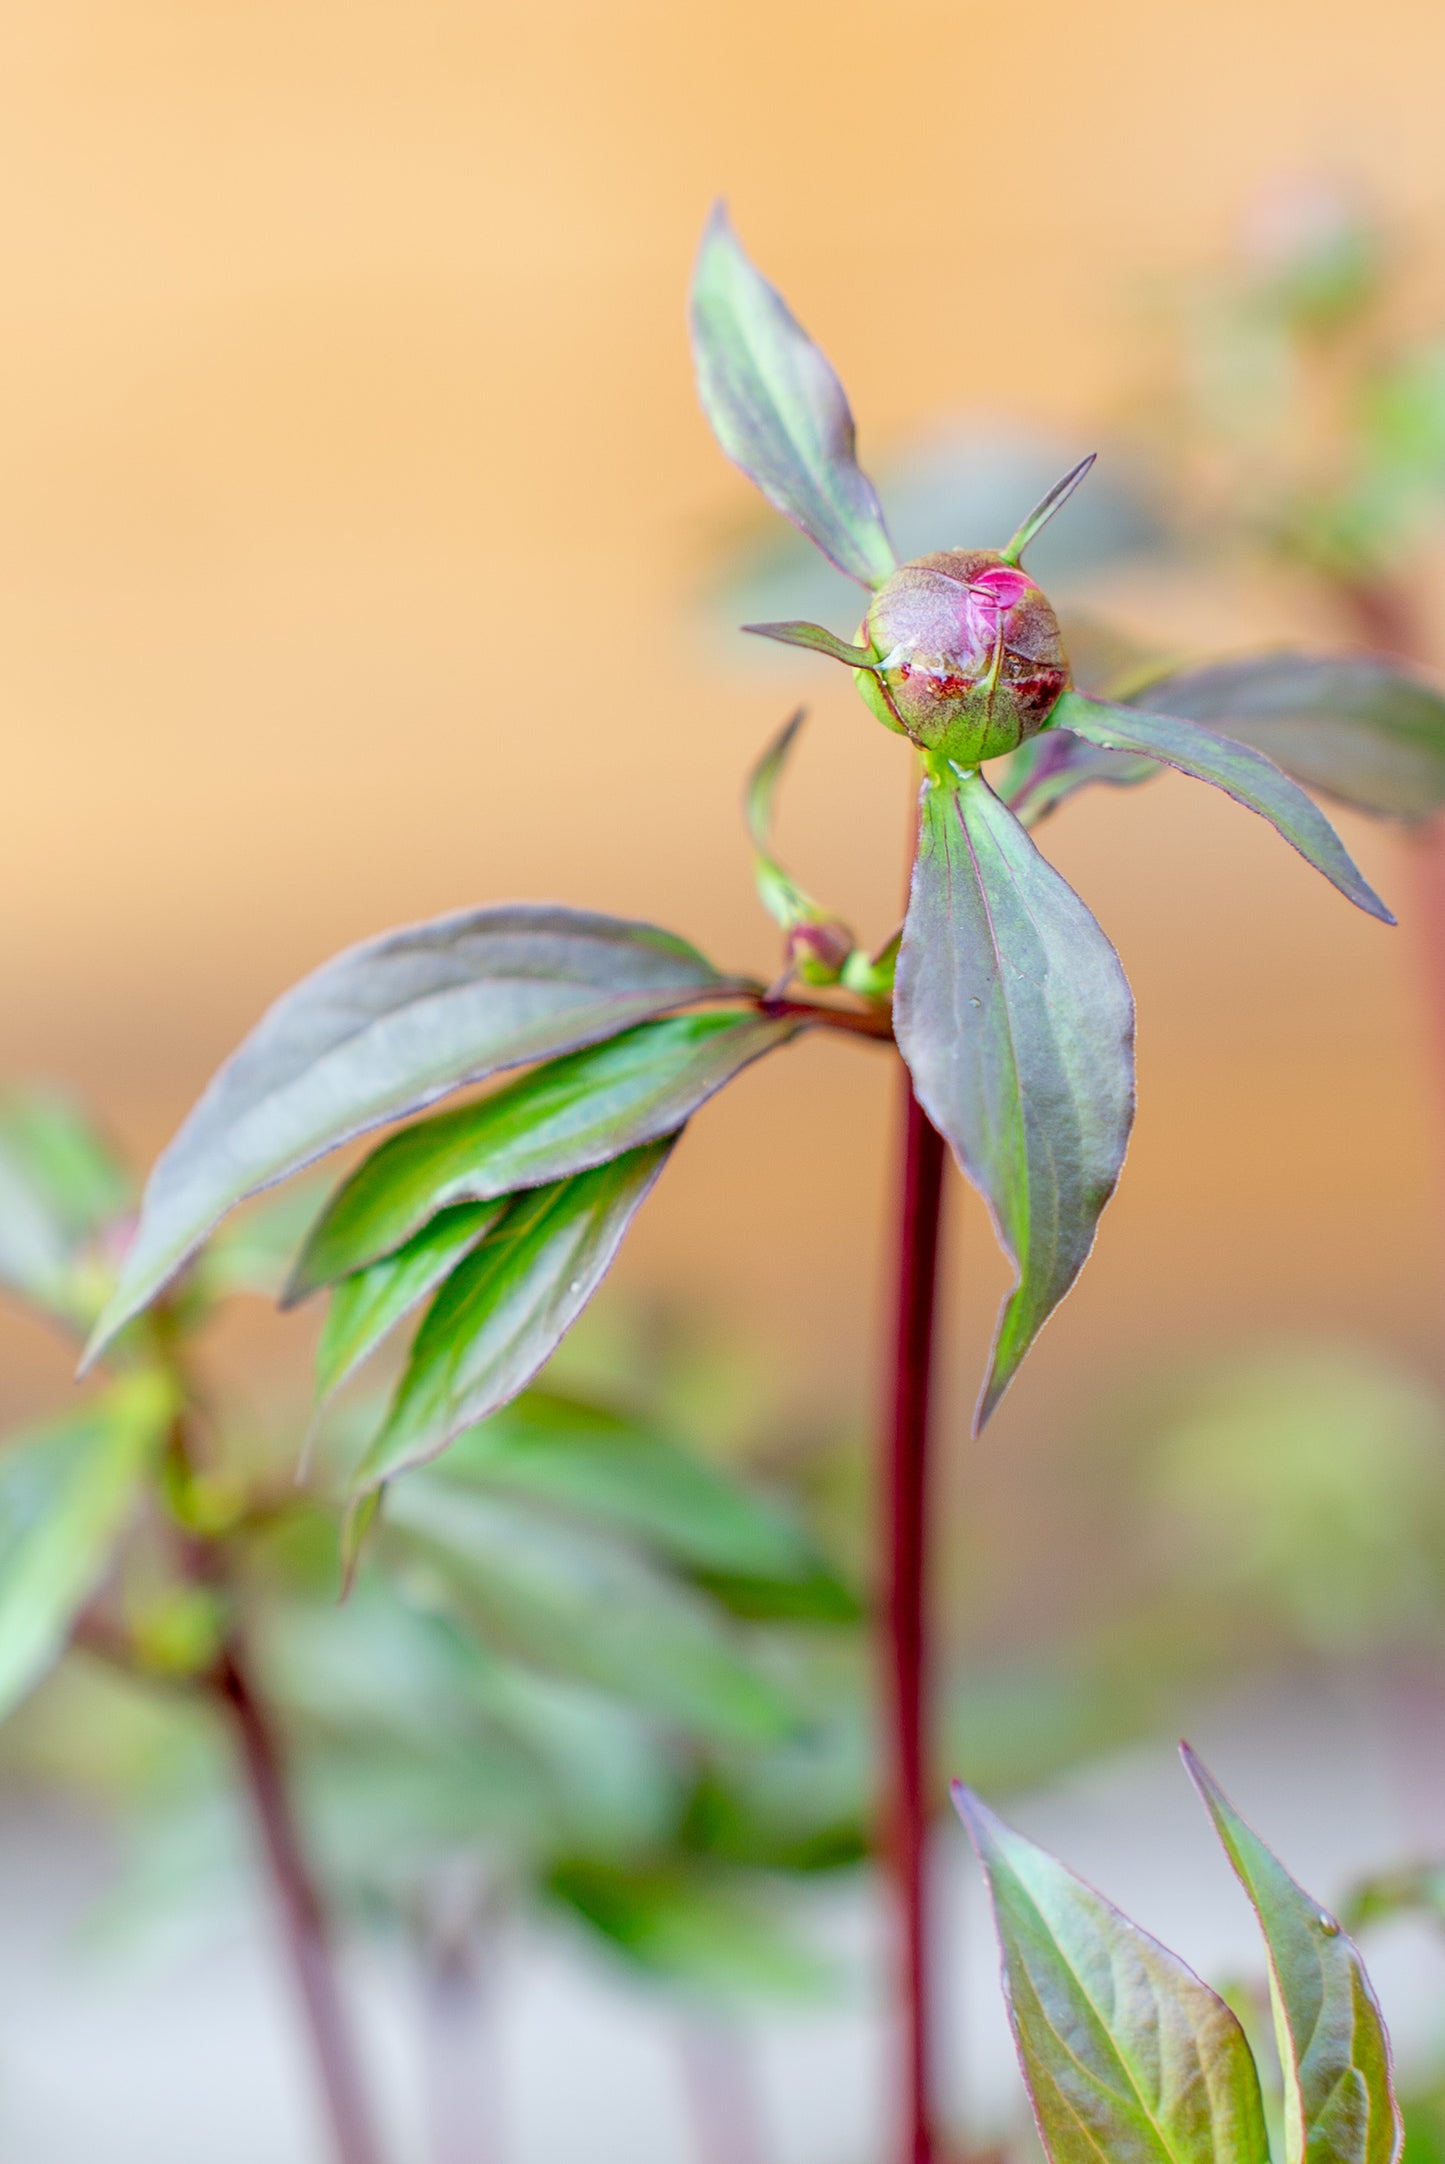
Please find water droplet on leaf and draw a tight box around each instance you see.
[1318,1911,1340,1935]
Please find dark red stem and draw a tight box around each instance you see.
[885,1078,946,2164]
[215,1646,384,2164]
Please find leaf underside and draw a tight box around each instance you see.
[895,769,1135,1427]
[85,905,739,1365]
[1055,692,1395,922]
[954,1784,1270,2164]
[354,1140,676,1492]
[1182,1746,1402,2164]
[691,203,896,588]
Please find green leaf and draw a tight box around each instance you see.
[355,1141,676,1489]
[953,1783,1270,2164]
[431,1386,845,1591]
[0,1373,172,1720]
[691,203,896,588]
[1054,692,1395,922]
[288,1010,795,1299]
[382,1480,791,1742]
[316,1200,506,1401]
[86,905,742,1365]
[1129,653,1445,823]
[1182,1746,1402,2164]
[0,1089,132,1326]
[546,1860,827,1998]
[745,710,822,932]
[895,768,1135,1427]
[741,621,885,670]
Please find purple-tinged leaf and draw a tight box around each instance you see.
[1182,1747,1402,2164]
[85,907,743,1366]
[1130,653,1445,822]
[691,205,897,589]
[954,1784,1270,2164]
[1055,691,1395,923]
[999,726,1160,829]
[741,621,886,670]
[895,769,1135,1428]
[354,1140,675,1491]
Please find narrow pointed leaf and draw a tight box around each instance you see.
[1132,654,1445,822]
[315,1200,506,1401]
[741,621,885,670]
[1182,1746,1402,2164]
[356,1141,676,1490]
[1001,452,1098,566]
[953,1784,1270,2164]
[0,1373,172,1719]
[288,1010,794,1299]
[1054,692,1394,922]
[87,906,742,1363]
[691,204,896,587]
[745,710,819,930]
[895,770,1134,1426]
[999,727,1161,830]
[383,1479,791,1742]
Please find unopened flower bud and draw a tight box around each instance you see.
[855,550,1070,765]
[788,918,854,987]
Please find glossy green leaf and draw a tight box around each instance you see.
[316,1201,505,1401]
[383,1480,790,1742]
[86,905,740,1365]
[895,769,1135,1427]
[954,1783,1270,2164]
[432,1387,846,1592]
[1183,1746,1402,2164]
[546,1860,826,1997]
[741,620,885,670]
[1054,692,1395,922]
[1130,653,1445,822]
[288,1010,794,1299]
[0,1089,131,1326]
[691,203,896,588]
[0,1372,171,1720]
[356,1141,676,1489]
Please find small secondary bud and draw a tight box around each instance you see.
[856,550,1070,764]
[788,918,854,987]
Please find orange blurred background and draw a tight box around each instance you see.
[3,0,1444,1487]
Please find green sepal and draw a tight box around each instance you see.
[741,621,886,670]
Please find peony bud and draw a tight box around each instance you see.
[855,550,1070,765]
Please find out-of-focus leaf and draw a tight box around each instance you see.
[691,204,896,588]
[0,1373,172,1719]
[316,1201,506,1401]
[1342,1859,1445,1938]
[1130,654,1445,822]
[86,906,742,1364]
[193,1180,330,1306]
[0,1089,131,1325]
[1054,692,1395,921]
[895,768,1135,1427]
[547,1859,827,1998]
[954,1783,1270,2164]
[383,1481,792,1743]
[433,1388,842,1592]
[745,711,824,932]
[1183,1746,1402,2164]
[289,1011,793,1297]
[356,1142,676,1488]
[999,727,1161,829]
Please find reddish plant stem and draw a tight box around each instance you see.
[884,1078,947,2164]
[214,1644,384,2164]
